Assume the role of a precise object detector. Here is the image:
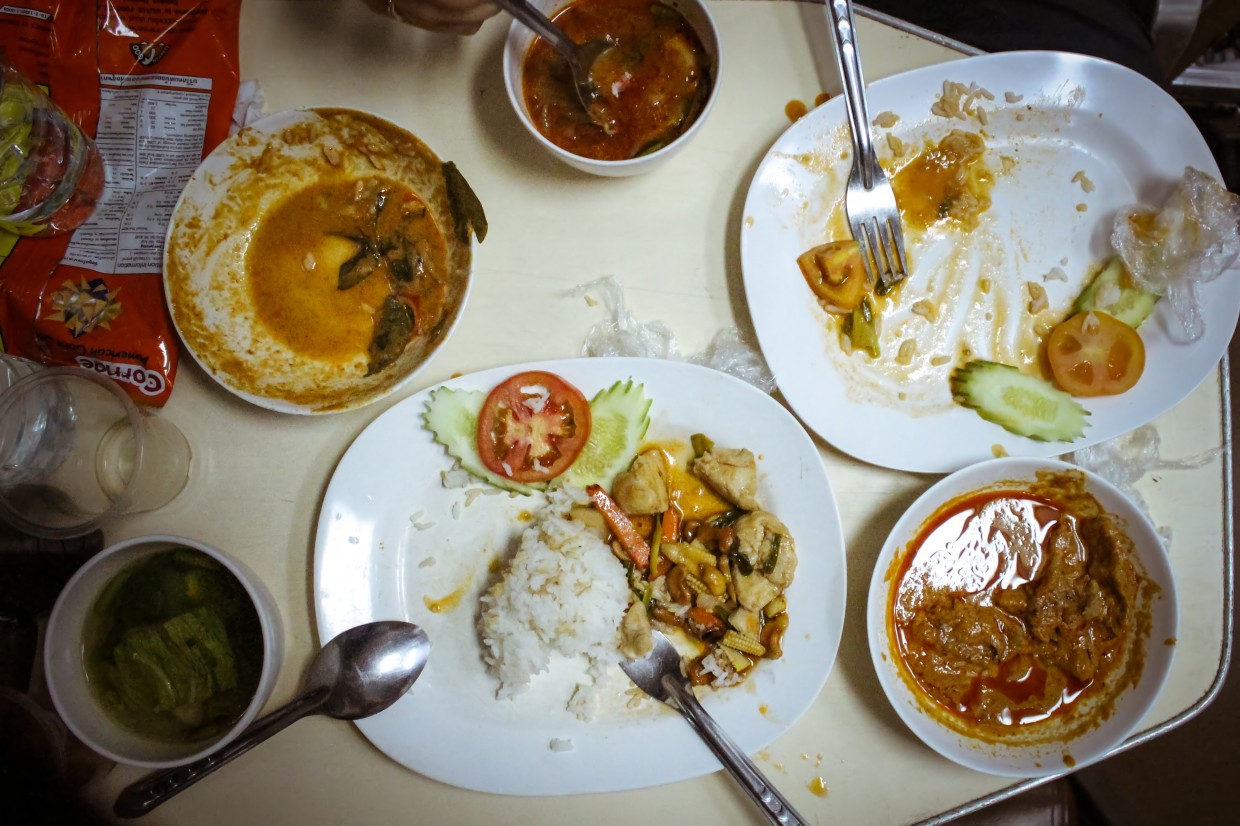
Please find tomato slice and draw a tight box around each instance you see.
[476,371,592,483]
[1046,310,1146,397]
[796,240,871,313]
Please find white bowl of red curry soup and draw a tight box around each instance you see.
[44,536,284,768]
[867,457,1177,776]
[503,0,720,176]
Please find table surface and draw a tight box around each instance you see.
[71,1,1233,823]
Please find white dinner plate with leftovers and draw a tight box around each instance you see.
[165,108,480,414]
[313,357,846,794]
[741,51,1238,472]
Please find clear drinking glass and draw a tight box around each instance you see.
[0,368,191,538]
[0,62,105,236]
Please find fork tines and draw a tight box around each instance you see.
[856,213,909,291]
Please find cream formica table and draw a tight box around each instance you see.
[75,1,1233,823]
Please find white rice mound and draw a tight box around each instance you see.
[478,488,629,708]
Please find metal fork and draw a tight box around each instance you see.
[825,0,909,289]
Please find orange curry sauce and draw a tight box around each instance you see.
[247,175,449,367]
[892,491,1099,729]
[522,0,711,161]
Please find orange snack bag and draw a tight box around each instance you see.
[0,0,241,405]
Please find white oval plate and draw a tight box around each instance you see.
[867,457,1177,776]
[313,357,846,794]
[741,51,1238,473]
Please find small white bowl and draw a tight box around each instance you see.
[867,457,1177,776]
[45,536,284,768]
[502,0,721,177]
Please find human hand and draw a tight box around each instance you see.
[363,0,500,35]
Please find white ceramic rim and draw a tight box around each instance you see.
[866,456,1179,777]
[501,0,723,175]
[0,367,144,539]
[44,535,284,768]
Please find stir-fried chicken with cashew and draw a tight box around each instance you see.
[576,436,795,687]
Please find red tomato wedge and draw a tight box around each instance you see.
[476,371,592,483]
[1046,310,1146,397]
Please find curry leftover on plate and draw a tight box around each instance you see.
[165,108,483,413]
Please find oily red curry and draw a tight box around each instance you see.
[522,0,711,161]
[891,477,1142,734]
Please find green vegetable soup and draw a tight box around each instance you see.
[82,548,264,744]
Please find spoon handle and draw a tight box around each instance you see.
[492,0,580,66]
[661,675,808,826]
[113,688,328,819]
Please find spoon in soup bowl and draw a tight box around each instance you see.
[113,621,431,819]
[493,0,614,127]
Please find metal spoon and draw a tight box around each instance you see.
[495,0,613,123]
[114,621,431,819]
[620,630,808,826]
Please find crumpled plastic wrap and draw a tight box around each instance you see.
[1065,424,1218,548]
[574,276,777,394]
[1111,166,1240,342]
[230,79,267,136]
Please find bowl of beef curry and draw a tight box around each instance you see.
[867,457,1177,776]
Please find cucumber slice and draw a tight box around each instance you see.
[564,380,651,489]
[951,360,1089,442]
[422,387,542,495]
[1072,257,1158,328]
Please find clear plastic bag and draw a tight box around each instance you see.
[1111,167,1240,342]
[1064,423,1218,548]
[574,276,776,394]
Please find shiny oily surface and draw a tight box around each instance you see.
[868,458,1178,777]
[246,175,451,372]
[892,489,1136,734]
[890,129,994,233]
[164,108,473,414]
[522,0,711,161]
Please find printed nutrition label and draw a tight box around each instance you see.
[63,74,213,274]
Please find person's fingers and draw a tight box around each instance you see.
[362,0,500,33]
[405,17,486,35]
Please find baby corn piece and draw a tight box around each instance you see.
[721,630,766,657]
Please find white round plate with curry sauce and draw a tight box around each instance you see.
[867,457,1177,776]
[740,51,1238,472]
[164,108,478,414]
[313,357,846,794]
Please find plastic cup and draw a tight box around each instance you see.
[0,368,191,539]
[1,352,42,389]
[0,62,105,236]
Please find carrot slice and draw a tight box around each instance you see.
[586,484,650,571]
[687,606,727,640]
[661,506,682,544]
